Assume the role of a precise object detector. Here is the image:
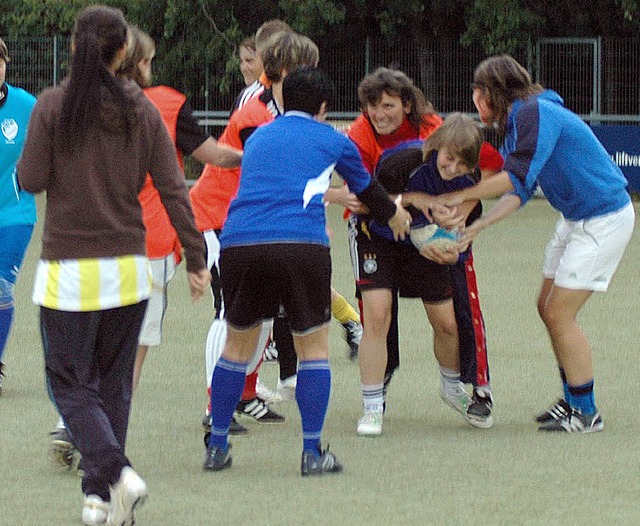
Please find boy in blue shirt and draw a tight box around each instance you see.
[204,66,411,475]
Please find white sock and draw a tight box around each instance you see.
[361,383,384,413]
[205,318,227,387]
[439,366,462,393]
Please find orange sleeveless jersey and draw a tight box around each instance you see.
[347,113,444,175]
[140,86,186,261]
[348,113,503,174]
[189,94,275,232]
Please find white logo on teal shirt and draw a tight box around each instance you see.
[2,119,18,142]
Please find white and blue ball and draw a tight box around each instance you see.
[409,223,459,251]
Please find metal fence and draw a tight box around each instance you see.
[3,35,640,125]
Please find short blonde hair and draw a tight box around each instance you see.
[117,25,155,87]
[261,32,319,83]
[255,19,292,51]
[423,112,482,169]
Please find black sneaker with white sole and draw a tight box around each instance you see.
[202,412,248,435]
[538,407,603,433]
[535,398,571,424]
[342,320,362,361]
[236,397,285,423]
[466,389,494,429]
[203,443,232,471]
[301,446,343,476]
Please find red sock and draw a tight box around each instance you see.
[242,370,258,400]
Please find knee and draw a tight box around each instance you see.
[432,319,458,340]
[362,310,391,338]
[536,296,547,320]
[0,277,15,309]
[539,302,567,330]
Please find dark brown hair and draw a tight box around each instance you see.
[357,67,437,132]
[59,5,132,149]
[473,55,543,131]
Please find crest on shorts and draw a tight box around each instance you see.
[363,253,377,274]
[2,119,18,143]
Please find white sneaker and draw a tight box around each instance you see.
[107,467,148,526]
[82,494,108,525]
[439,384,472,416]
[275,375,297,403]
[357,411,383,436]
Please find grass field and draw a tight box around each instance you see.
[2,197,640,525]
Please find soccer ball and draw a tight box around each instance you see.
[409,223,459,251]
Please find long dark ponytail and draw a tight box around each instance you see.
[59,5,132,149]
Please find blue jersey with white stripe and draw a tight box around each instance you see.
[0,84,37,227]
[220,112,373,248]
[503,89,630,221]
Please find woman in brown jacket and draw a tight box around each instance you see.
[18,5,209,526]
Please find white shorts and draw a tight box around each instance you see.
[542,202,635,292]
[138,254,177,346]
[203,229,221,272]
[203,229,224,315]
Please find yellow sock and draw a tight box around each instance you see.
[331,292,360,324]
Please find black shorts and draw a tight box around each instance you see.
[220,243,332,334]
[349,216,452,302]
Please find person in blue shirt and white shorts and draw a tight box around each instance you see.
[441,54,635,434]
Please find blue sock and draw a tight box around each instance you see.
[0,305,15,363]
[208,357,248,450]
[296,360,331,456]
[559,367,570,401]
[568,380,596,415]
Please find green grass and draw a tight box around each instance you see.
[2,197,640,525]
